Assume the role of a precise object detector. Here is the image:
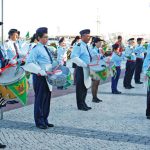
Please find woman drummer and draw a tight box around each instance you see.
[71,36,81,85]
[111,43,124,94]
[57,37,68,89]
[57,37,67,66]
[29,33,38,50]
[90,37,104,103]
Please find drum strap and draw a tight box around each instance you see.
[13,43,19,58]
[44,46,53,63]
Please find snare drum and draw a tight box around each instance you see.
[89,56,107,80]
[47,65,72,87]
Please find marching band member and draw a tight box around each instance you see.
[123,38,136,89]
[90,37,104,102]
[24,27,54,129]
[71,36,81,85]
[29,33,38,50]
[3,29,27,66]
[57,37,67,66]
[115,35,125,52]
[143,52,150,119]
[134,38,146,84]
[3,29,23,104]
[0,52,7,107]
[57,37,67,89]
[71,36,81,47]
[111,44,124,94]
[71,29,92,111]
[0,45,9,68]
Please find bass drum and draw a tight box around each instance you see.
[0,85,16,99]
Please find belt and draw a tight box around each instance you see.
[116,66,121,69]
[136,58,143,60]
[127,60,136,62]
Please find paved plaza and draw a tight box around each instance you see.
[0,77,150,150]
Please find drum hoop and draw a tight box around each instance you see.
[0,71,25,86]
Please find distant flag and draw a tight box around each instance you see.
[25,31,30,39]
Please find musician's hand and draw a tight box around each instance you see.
[17,60,25,66]
[82,62,87,68]
[38,70,47,76]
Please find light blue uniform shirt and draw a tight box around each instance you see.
[90,46,100,57]
[71,40,91,64]
[124,46,136,61]
[111,52,124,67]
[0,45,7,59]
[143,52,150,74]
[26,42,53,71]
[146,44,150,55]
[134,45,146,59]
[57,46,67,65]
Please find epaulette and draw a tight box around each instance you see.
[5,40,9,42]
[77,43,81,46]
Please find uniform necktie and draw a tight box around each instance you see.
[13,43,19,58]
[44,46,53,63]
[86,45,92,62]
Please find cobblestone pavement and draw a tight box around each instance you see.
[0,78,150,150]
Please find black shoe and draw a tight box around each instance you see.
[135,81,143,84]
[92,98,102,103]
[86,106,92,110]
[147,116,150,119]
[78,107,89,111]
[124,86,131,89]
[36,125,47,129]
[46,123,54,128]
[84,103,92,110]
[7,100,19,104]
[57,86,63,90]
[130,85,134,88]
[0,143,6,149]
[112,91,122,94]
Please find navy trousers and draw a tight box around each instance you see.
[75,66,87,109]
[134,58,143,83]
[123,61,136,87]
[33,75,51,126]
[111,67,121,92]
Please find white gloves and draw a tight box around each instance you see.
[45,64,52,72]
[71,57,87,68]
[38,70,47,76]
[23,63,48,76]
